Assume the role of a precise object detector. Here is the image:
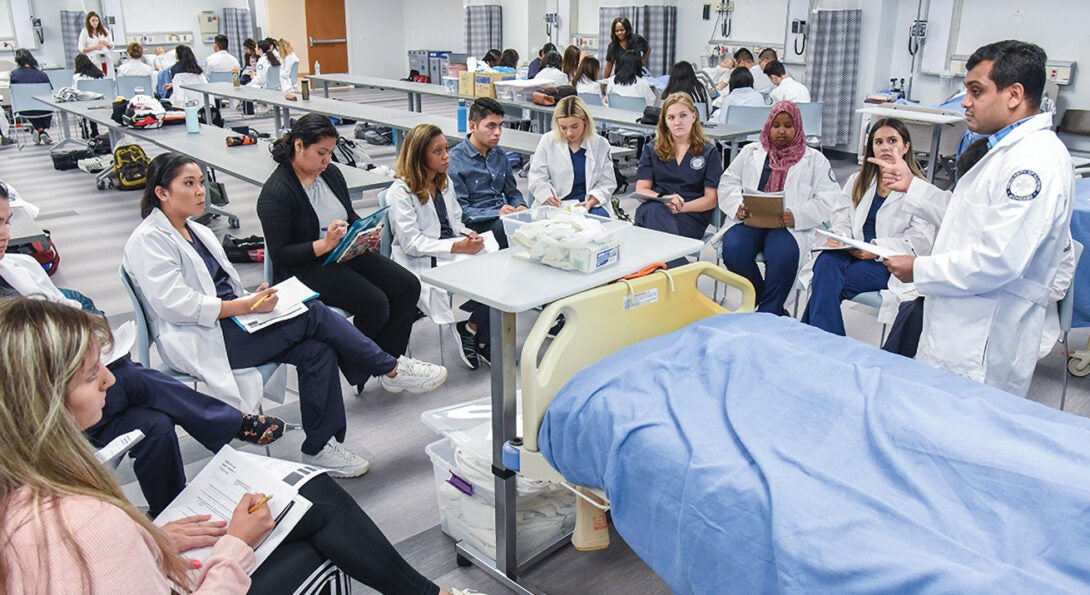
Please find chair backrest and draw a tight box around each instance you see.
[10,83,54,114]
[76,78,117,99]
[266,65,281,90]
[117,265,155,367]
[798,101,824,142]
[45,68,72,89]
[263,249,275,285]
[289,61,299,82]
[376,188,394,258]
[207,70,234,84]
[116,75,154,98]
[578,92,603,106]
[725,105,772,133]
[696,101,708,121]
[1059,240,1084,332]
[607,94,647,112]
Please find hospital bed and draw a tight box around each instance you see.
[508,262,1090,594]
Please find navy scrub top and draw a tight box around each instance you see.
[636,142,723,204]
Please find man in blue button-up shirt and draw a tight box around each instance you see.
[449,97,527,248]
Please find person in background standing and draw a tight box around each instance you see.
[603,17,651,78]
[78,11,113,77]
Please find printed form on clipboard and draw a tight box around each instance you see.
[323,206,389,266]
[231,277,319,333]
[154,445,327,574]
[815,229,909,260]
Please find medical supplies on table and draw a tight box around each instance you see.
[503,206,628,273]
[421,398,575,563]
[492,78,551,102]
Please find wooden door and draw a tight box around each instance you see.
[304,0,348,74]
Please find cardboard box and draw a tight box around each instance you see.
[458,71,476,97]
[474,72,516,98]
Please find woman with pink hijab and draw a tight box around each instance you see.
[717,101,847,314]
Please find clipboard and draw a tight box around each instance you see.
[742,190,784,229]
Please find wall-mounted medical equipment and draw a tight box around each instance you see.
[948,56,1075,86]
[198,11,219,44]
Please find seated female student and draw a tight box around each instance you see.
[603,16,651,79]
[527,43,556,78]
[257,114,422,360]
[718,101,845,314]
[9,48,53,145]
[562,45,582,82]
[661,61,710,120]
[478,49,501,71]
[714,67,767,124]
[162,45,207,108]
[528,95,617,219]
[117,42,154,77]
[72,54,105,138]
[495,49,519,73]
[387,124,496,370]
[124,153,447,477]
[801,118,934,335]
[0,299,482,595]
[277,38,299,93]
[0,188,285,517]
[246,38,281,89]
[605,51,657,108]
[634,92,722,268]
[240,38,258,85]
[533,50,569,86]
[573,56,603,100]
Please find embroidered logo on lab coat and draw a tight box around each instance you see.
[1006,170,1041,201]
[690,156,705,170]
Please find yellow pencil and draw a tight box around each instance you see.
[250,294,271,311]
[248,494,272,514]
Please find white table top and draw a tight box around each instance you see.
[420,225,703,312]
[857,105,965,125]
[307,73,454,98]
[10,207,46,245]
[35,95,389,192]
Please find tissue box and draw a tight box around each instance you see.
[458,71,476,97]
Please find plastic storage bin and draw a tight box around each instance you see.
[492,79,549,102]
[426,438,575,563]
[501,207,630,273]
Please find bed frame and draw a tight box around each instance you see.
[512,262,756,502]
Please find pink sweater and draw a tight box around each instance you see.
[3,488,254,593]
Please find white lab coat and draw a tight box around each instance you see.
[902,112,1074,395]
[534,67,570,86]
[122,209,265,412]
[719,143,846,282]
[247,55,270,88]
[279,53,299,92]
[750,64,775,95]
[204,49,241,73]
[77,30,113,70]
[606,77,657,108]
[527,133,617,217]
[0,254,82,309]
[769,77,811,104]
[169,72,208,107]
[828,173,935,322]
[387,178,472,324]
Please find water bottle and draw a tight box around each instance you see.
[232,67,240,88]
[314,60,321,75]
[457,100,467,132]
[184,101,200,134]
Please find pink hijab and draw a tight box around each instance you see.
[758,101,807,193]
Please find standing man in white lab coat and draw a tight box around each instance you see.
[876,40,1074,396]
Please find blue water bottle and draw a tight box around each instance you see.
[457,100,467,133]
[184,102,200,134]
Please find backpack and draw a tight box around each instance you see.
[330,137,375,170]
[221,234,265,263]
[7,230,61,276]
[109,145,150,191]
[123,95,166,129]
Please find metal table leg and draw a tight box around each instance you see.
[201,92,213,128]
[926,124,941,182]
[322,80,330,98]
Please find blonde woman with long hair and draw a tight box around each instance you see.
[388,124,495,369]
[634,92,723,267]
[528,95,617,218]
[0,299,271,593]
[276,37,299,92]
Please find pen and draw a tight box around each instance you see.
[248,494,272,514]
[250,293,271,311]
[821,221,831,230]
[460,231,477,238]
[273,500,295,525]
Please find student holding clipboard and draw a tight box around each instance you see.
[124,153,448,478]
[0,300,484,595]
[718,101,845,314]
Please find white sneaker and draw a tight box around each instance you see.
[301,440,371,478]
[450,589,488,595]
[379,355,448,394]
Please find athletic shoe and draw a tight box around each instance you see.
[450,589,489,595]
[455,321,479,370]
[0,136,14,147]
[301,440,371,478]
[379,355,448,394]
[476,339,491,367]
[236,413,286,446]
[32,130,41,145]
[39,131,53,145]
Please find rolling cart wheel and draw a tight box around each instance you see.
[229,216,241,229]
[96,180,106,191]
[1067,356,1090,377]
[455,553,472,568]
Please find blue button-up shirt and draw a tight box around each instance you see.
[449,137,526,223]
[987,115,1034,150]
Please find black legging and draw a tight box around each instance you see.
[249,474,439,595]
[299,250,420,357]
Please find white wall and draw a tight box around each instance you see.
[345,0,405,79]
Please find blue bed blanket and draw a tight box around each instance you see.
[539,313,1090,593]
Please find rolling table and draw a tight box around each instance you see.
[857,105,965,182]
[35,95,390,227]
[420,226,703,594]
